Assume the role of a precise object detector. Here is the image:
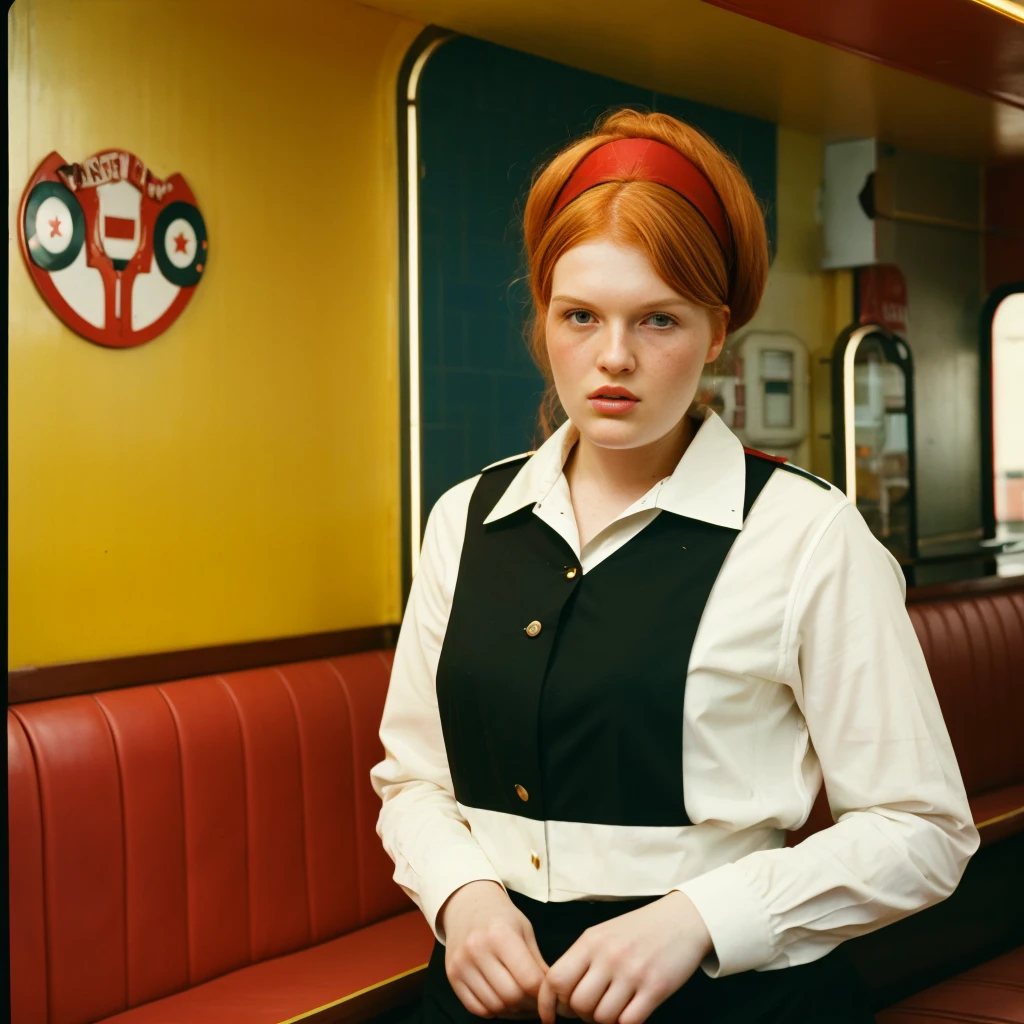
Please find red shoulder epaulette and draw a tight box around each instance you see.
[743,446,787,464]
[742,446,832,490]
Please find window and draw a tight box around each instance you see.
[991,290,1024,536]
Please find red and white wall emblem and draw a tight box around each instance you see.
[18,150,208,348]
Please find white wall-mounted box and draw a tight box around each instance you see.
[822,139,889,269]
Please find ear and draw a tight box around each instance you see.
[704,308,729,364]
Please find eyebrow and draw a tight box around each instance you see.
[550,294,689,308]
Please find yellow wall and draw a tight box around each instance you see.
[8,0,423,669]
[8,2,845,670]
[744,126,849,477]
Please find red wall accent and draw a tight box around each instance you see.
[986,161,1024,291]
[701,0,1024,108]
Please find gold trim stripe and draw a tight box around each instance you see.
[276,962,428,1024]
[975,804,1024,830]
[969,0,1024,26]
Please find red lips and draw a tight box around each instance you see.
[586,385,639,400]
[586,385,640,416]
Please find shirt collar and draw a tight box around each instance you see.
[482,405,747,531]
[654,406,746,529]
[482,418,577,525]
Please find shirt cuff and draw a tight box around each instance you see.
[418,847,506,944]
[674,861,773,977]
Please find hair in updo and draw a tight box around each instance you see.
[522,108,769,434]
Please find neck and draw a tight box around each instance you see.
[566,413,696,504]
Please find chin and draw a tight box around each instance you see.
[574,415,658,451]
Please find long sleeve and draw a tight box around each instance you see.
[370,479,505,941]
[677,500,980,977]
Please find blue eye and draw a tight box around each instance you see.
[569,310,594,325]
[647,313,675,328]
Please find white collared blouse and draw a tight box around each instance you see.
[371,407,978,978]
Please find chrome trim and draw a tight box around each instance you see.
[918,528,986,548]
[840,325,884,505]
[405,35,452,576]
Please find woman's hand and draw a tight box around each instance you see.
[536,891,712,1024]
[441,880,550,1018]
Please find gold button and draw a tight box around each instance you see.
[525,620,542,637]
[530,852,541,870]
[515,784,529,802]
[565,567,577,579]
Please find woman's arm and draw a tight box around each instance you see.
[372,482,551,1017]
[675,501,980,978]
[370,479,506,940]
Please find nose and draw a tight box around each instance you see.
[596,321,636,375]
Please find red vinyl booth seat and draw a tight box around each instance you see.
[789,581,1024,848]
[876,945,1024,1023]
[9,582,1024,1024]
[786,579,1024,1022]
[908,586,1024,845]
[8,652,433,1024]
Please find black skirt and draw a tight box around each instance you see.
[416,890,874,1024]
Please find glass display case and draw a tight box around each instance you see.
[832,324,918,563]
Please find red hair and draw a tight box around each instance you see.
[522,108,769,435]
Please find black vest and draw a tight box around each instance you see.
[435,453,776,829]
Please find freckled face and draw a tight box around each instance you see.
[545,238,725,451]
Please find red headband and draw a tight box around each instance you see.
[548,138,733,263]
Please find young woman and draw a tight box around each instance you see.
[371,109,978,1024]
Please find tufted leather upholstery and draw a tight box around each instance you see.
[9,583,1023,1023]
[913,586,1024,772]
[788,581,1024,848]
[908,587,1024,840]
[783,580,1024,1021]
[92,911,430,1024]
[8,651,432,1024]
[875,945,1024,1023]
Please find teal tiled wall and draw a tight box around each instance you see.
[418,35,776,521]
